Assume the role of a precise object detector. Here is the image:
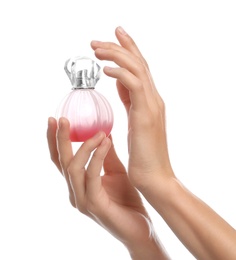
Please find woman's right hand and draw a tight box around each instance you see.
[91,27,175,194]
[91,27,236,260]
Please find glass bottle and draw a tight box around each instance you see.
[56,56,113,142]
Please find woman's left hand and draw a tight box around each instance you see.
[47,117,169,259]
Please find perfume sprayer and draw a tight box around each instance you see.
[56,56,113,142]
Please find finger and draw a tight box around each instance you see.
[91,40,130,56]
[68,132,106,208]
[94,47,157,106]
[57,117,73,173]
[56,117,75,206]
[103,135,126,175]
[92,41,132,113]
[92,27,162,105]
[91,40,141,67]
[86,137,111,198]
[47,117,61,172]
[114,27,164,105]
[115,26,149,69]
[94,47,146,81]
[91,26,148,70]
[116,80,131,114]
[103,66,149,112]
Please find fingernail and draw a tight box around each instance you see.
[48,117,53,126]
[96,48,106,53]
[93,131,105,139]
[91,40,101,45]
[104,66,113,72]
[117,26,127,35]
[58,117,65,129]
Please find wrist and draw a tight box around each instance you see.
[137,167,175,197]
[136,170,179,215]
[126,235,170,260]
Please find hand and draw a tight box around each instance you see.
[91,27,175,193]
[47,117,169,259]
[92,27,236,260]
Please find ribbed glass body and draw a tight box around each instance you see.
[56,89,113,142]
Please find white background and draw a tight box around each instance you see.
[0,0,236,259]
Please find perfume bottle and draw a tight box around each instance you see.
[56,56,113,142]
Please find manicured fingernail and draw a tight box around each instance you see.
[91,40,101,45]
[104,66,113,72]
[59,117,67,129]
[95,48,105,53]
[48,117,53,125]
[93,131,105,139]
[117,26,127,35]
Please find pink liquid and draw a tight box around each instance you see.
[70,125,112,142]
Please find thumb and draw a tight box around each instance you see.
[86,137,111,198]
[116,80,131,115]
[103,135,127,175]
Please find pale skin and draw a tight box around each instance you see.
[47,26,236,259]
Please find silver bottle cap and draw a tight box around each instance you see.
[64,56,101,89]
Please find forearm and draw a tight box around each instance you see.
[140,176,236,260]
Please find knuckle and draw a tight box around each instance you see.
[80,141,94,153]
[50,153,58,164]
[67,165,75,177]
[92,150,105,162]
[136,61,147,74]
[87,200,99,215]
[136,57,147,74]
[159,98,165,112]
[77,205,87,215]
[119,67,128,75]
[69,195,76,208]
[135,80,144,92]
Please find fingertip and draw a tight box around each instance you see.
[48,116,54,122]
[48,116,56,126]
[91,136,111,163]
[94,47,105,55]
[103,66,114,74]
[100,136,111,147]
[47,117,57,138]
[116,26,128,36]
[93,48,103,60]
[90,40,96,50]
[92,131,106,141]
[58,117,70,129]
[57,118,71,141]
[91,40,101,48]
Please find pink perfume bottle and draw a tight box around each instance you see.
[56,56,113,142]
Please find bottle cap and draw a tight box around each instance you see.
[64,56,101,89]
